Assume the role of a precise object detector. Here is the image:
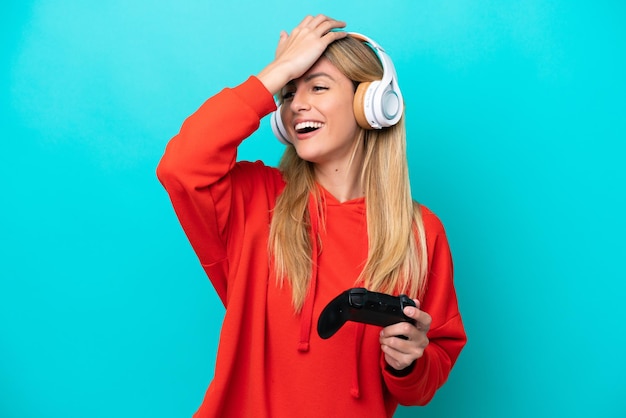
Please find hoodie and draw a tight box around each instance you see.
[156,76,467,418]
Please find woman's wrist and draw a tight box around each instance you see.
[257,61,292,96]
[385,361,416,377]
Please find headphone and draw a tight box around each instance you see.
[270,32,404,145]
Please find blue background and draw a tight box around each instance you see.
[2,1,625,417]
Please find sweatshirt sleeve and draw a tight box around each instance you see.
[381,207,467,406]
[156,76,278,304]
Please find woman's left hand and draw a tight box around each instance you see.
[379,299,432,372]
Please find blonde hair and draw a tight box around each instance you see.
[269,36,428,311]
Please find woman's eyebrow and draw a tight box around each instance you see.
[304,72,335,82]
[283,72,335,90]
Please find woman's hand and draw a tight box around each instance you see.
[379,300,432,372]
[257,14,347,95]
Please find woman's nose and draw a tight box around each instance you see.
[289,91,311,112]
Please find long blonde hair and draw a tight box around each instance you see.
[269,35,428,312]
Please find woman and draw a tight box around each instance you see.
[157,15,466,418]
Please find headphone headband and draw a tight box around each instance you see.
[346,32,397,88]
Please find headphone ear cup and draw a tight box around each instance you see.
[379,83,402,126]
[353,82,374,130]
[270,105,292,145]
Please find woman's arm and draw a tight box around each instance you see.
[381,209,467,405]
[156,76,276,301]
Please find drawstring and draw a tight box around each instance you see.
[351,323,366,398]
[298,193,320,353]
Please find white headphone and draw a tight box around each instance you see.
[270,32,404,145]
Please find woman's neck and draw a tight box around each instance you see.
[313,155,365,203]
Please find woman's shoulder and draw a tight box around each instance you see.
[416,203,447,237]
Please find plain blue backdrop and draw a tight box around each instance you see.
[2,1,625,417]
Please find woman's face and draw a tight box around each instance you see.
[279,57,361,168]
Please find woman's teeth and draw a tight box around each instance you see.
[295,121,324,133]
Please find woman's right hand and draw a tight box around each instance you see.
[257,15,347,95]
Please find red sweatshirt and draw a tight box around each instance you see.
[157,76,466,418]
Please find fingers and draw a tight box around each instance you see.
[379,302,431,371]
[382,346,419,371]
[400,299,429,329]
[283,14,347,54]
[380,326,428,371]
[380,301,431,340]
[380,330,427,371]
[295,14,346,37]
[284,14,346,51]
[380,322,422,348]
[258,15,346,96]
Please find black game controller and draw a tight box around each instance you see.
[317,288,416,339]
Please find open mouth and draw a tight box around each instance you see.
[295,121,324,134]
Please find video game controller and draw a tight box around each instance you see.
[317,288,416,339]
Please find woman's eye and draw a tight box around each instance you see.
[282,91,295,101]
[313,86,329,92]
